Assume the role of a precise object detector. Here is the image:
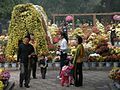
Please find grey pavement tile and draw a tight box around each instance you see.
[10,70,113,90]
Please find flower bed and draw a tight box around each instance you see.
[109,67,120,89]
[0,69,10,90]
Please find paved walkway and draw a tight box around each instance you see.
[9,70,115,90]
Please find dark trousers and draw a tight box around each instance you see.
[19,63,30,86]
[41,67,47,79]
[60,53,67,69]
[60,53,67,75]
[74,63,83,86]
[111,39,114,46]
[31,62,37,78]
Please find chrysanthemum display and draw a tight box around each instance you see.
[5,3,48,61]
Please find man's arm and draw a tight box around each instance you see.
[17,45,21,62]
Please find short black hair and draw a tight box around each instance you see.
[77,35,83,44]
[24,36,31,40]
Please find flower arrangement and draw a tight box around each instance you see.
[5,55,17,63]
[88,54,120,62]
[95,40,110,56]
[0,54,6,63]
[48,44,56,51]
[113,15,120,21]
[65,15,73,22]
[104,54,120,62]
[0,69,10,81]
[5,3,48,58]
[109,67,120,81]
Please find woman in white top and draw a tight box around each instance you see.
[59,32,68,70]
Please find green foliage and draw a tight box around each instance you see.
[0,0,120,29]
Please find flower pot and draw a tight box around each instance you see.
[99,62,105,67]
[106,62,112,67]
[0,63,2,67]
[1,63,5,68]
[4,63,9,68]
[91,62,97,68]
[113,62,119,67]
[12,63,17,68]
[83,62,89,69]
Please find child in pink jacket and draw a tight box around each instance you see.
[60,60,70,86]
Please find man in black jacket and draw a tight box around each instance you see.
[110,26,116,46]
[17,36,35,88]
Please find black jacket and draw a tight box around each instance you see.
[17,43,34,64]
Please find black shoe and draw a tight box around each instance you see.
[75,84,80,87]
[42,76,45,79]
[79,85,83,87]
[75,85,83,87]
[25,85,30,88]
[33,77,37,79]
[70,83,74,85]
[19,84,23,87]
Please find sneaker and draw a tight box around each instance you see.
[57,76,60,78]
[70,83,74,85]
[59,77,62,80]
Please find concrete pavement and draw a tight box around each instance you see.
[9,70,115,90]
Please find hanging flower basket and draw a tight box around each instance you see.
[113,62,119,67]
[113,15,120,21]
[65,15,73,22]
[106,62,112,67]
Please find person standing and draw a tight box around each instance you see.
[110,26,116,46]
[62,22,68,42]
[17,36,35,88]
[60,60,70,87]
[39,55,48,79]
[29,52,38,79]
[59,32,68,72]
[73,36,85,87]
[29,35,38,79]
